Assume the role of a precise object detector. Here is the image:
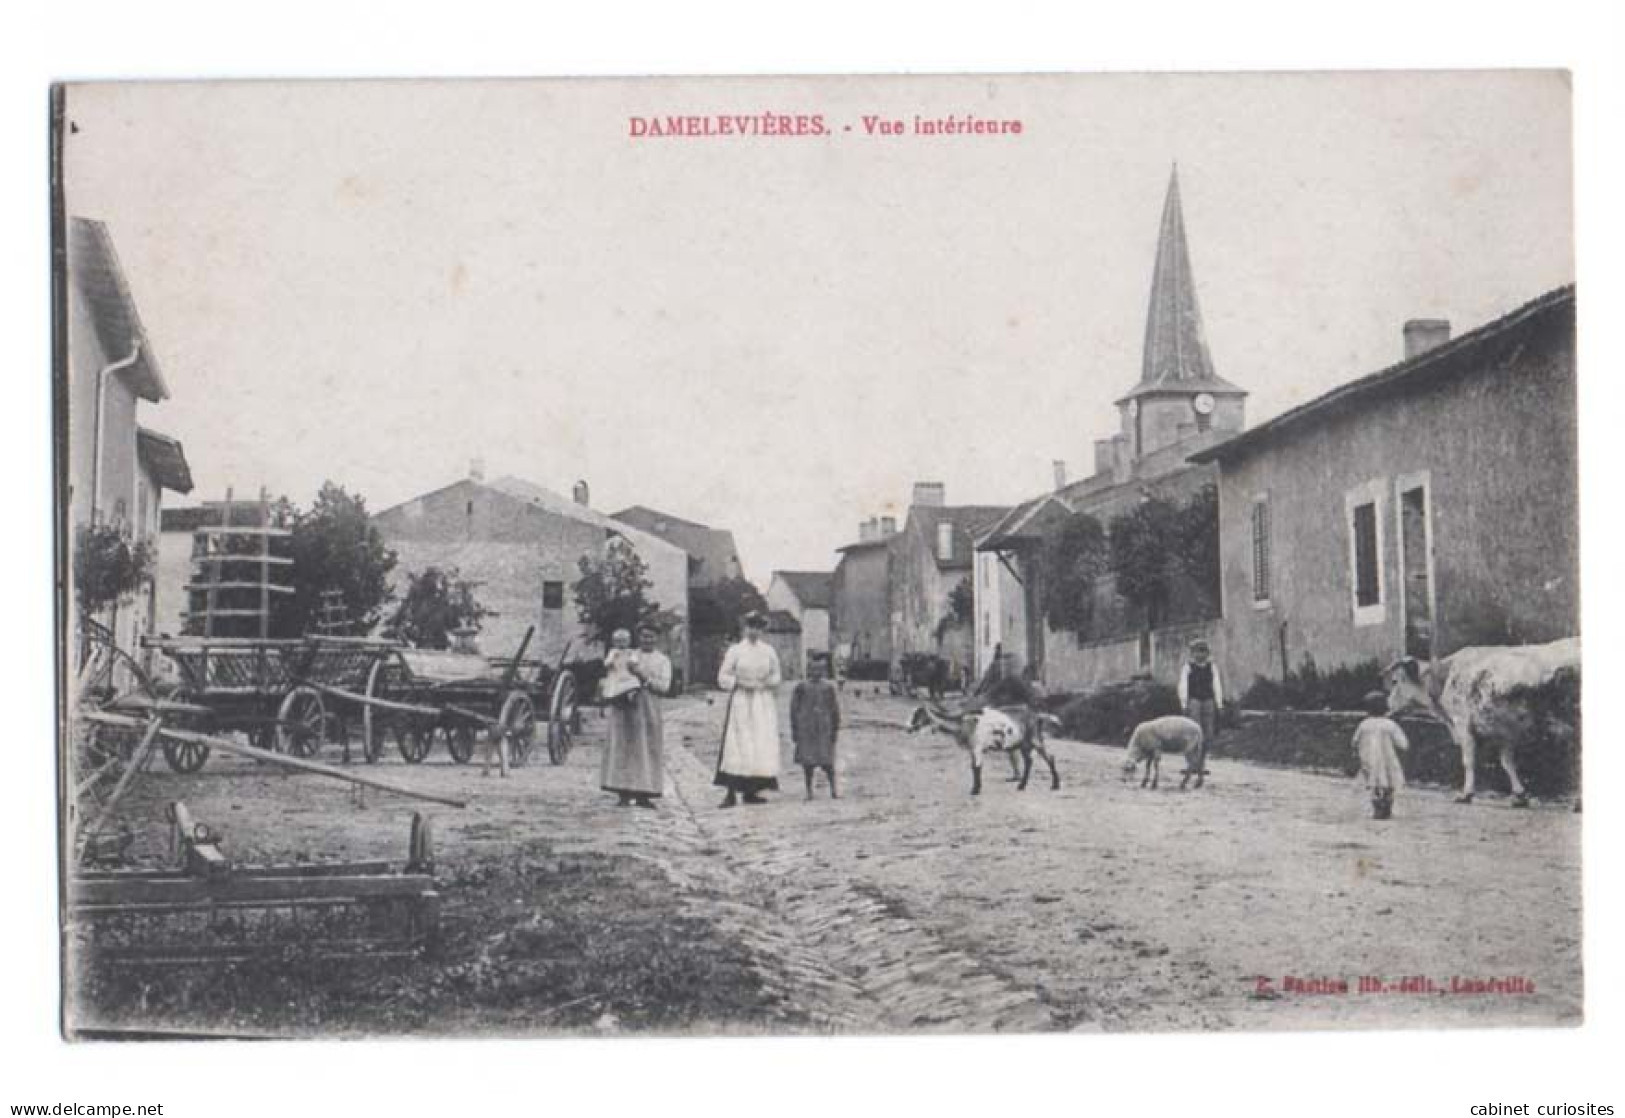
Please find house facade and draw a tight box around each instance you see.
[831,517,896,667]
[974,168,1244,689]
[766,570,833,674]
[890,482,1007,679]
[1193,286,1578,690]
[65,217,194,663]
[371,470,690,671]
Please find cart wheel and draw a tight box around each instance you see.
[446,723,477,764]
[547,671,577,765]
[362,656,390,764]
[161,735,210,774]
[76,716,141,799]
[499,692,536,766]
[277,687,328,758]
[397,719,433,764]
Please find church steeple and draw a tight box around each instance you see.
[1114,166,1246,462]
[1139,165,1219,389]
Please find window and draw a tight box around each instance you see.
[1352,503,1379,607]
[937,522,954,562]
[982,611,991,645]
[1345,480,1387,626]
[542,580,565,610]
[1250,496,1271,605]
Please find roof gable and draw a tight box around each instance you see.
[68,218,168,403]
[773,570,833,609]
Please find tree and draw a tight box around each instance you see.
[689,575,767,639]
[273,482,397,637]
[389,566,491,649]
[1108,496,1182,631]
[1039,510,1109,636]
[573,535,673,648]
[1175,484,1221,612]
[935,575,974,642]
[1107,487,1222,633]
[73,522,154,621]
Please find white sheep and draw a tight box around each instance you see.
[1122,715,1206,790]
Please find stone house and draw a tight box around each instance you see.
[831,516,896,668]
[890,482,1008,680]
[1191,286,1577,692]
[766,570,833,673]
[64,217,194,664]
[371,469,690,672]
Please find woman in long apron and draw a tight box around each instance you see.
[714,611,783,807]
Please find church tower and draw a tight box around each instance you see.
[1115,166,1246,462]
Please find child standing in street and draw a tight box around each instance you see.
[1177,639,1223,782]
[791,654,842,800]
[1353,690,1409,819]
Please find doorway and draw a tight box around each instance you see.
[1398,481,1434,659]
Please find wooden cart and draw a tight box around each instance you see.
[356,629,580,766]
[142,634,400,772]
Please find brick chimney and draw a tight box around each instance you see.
[912,482,946,508]
[858,518,876,543]
[572,479,590,507]
[1403,318,1452,360]
[880,516,897,537]
[468,457,486,483]
[1052,460,1068,490]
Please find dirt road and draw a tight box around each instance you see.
[74,689,1581,1035]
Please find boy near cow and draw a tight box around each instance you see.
[1353,690,1409,819]
[791,655,841,799]
[1177,639,1222,779]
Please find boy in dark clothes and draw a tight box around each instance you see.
[791,655,841,800]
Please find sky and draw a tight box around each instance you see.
[62,72,1573,584]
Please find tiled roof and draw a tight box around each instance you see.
[1191,285,1575,466]
[610,505,742,585]
[136,427,193,494]
[67,218,168,403]
[764,609,802,633]
[773,570,833,609]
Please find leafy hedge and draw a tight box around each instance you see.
[1239,656,1385,712]
[1052,678,1183,743]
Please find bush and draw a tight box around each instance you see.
[1240,655,1384,712]
[1056,677,1183,743]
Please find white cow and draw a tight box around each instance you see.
[1385,637,1580,807]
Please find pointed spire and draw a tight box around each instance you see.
[1138,164,1218,389]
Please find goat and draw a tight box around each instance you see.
[1121,715,1206,790]
[908,703,1061,795]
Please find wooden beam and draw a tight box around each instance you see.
[70,872,439,907]
[306,680,441,718]
[79,711,467,809]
